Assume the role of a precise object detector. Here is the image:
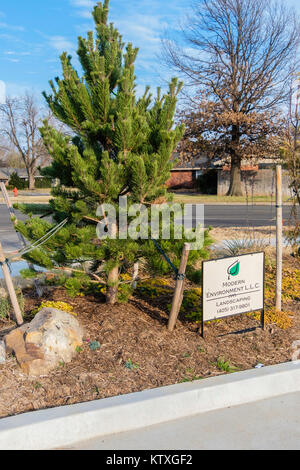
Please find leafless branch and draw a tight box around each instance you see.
[0,93,51,189]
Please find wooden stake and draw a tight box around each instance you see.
[0,182,43,297]
[276,165,283,311]
[132,262,139,288]
[168,243,190,332]
[0,242,23,326]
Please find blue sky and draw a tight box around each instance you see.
[0,0,300,103]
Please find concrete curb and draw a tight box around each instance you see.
[0,201,295,206]
[173,201,295,206]
[200,203,294,206]
[0,361,299,450]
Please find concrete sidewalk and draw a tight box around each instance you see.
[0,361,299,450]
[73,392,300,450]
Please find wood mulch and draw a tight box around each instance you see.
[0,266,299,419]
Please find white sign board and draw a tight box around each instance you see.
[202,252,264,322]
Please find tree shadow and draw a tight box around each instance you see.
[130,296,171,327]
[217,326,262,337]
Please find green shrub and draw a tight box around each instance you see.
[34,177,52,189]
[216,237,268,257]
[8,172,27,190]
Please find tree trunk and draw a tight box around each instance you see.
[105,220,119,305]
[106,265,119,305]
[27,170,35,190]
[227,125,243,197]
[227,156,243,196]
[294,184,300,207]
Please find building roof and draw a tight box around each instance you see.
[170,153,282,171]
[170,153,211,170]
[0,168,43,179]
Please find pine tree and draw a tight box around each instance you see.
[16,0,190,304]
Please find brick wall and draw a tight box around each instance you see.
[167,170,194,189]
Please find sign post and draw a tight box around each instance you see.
[201,252,265,337]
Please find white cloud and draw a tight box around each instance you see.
[0,22,25,32]
[4,82,42,100]
[4,50,31,57]
[70,0,93,6]
[0,81,6,103]
[69,0,94,18]
[49,36,75,53]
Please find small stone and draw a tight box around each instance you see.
[255,363,265,369]
[89,341,100,351]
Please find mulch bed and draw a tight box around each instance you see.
[0,273,299,419]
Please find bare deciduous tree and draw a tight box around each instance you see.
[0,142,26,169]
[281,78,300,207]
[280,78,300,254]
[0,94,51,189]
[163,0,300,195]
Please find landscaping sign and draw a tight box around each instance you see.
[202,252,265,336]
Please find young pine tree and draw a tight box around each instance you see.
[16,0,187,304]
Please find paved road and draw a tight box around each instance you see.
[0,204,299,253]
[203,204,298,228]
[176,204,297,228]
[0,205,28,253]
[4,192,50,197]
[73,392,300,450]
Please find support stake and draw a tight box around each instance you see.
[168,243,190,332]
[0,242,23,326]
[132,262,139,288]
[275,165,282,311]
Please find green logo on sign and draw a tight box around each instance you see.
[227,260,240,279]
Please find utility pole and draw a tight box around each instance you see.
[276,165,283,311]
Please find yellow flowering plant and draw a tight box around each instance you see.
[32,301,77,317]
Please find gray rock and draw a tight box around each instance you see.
[5,308,84,376]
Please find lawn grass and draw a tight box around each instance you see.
[0,196,51,204]
[0,191,292,205]
[6,188,52,194]
[171,193,292,204]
